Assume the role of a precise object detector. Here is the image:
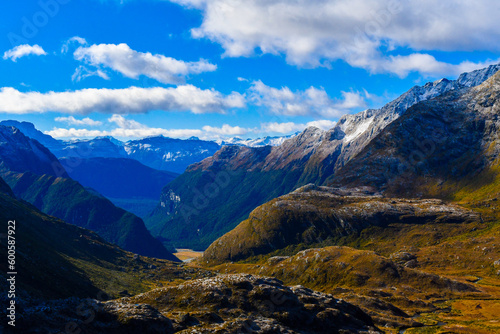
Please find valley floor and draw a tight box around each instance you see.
[174,248,204,262]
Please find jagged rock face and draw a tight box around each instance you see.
[202,185,479,264]
[18,274,379,334]
[0,120,62,152]
[0,125,68,178]
[150,66,500,250]
[330,69,500,198]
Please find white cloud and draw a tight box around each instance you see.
[108,114,146,129]
[305,120,337,130]
[46,127,204,139]
[260,122,304,134]
[354,53,500,79]
[45,115,250,140]
[3,44,47,62]
[170,0,500,77]
[249,81,368,118]
[55,116,102,126]
[202,124,249,135]
[73,43,217,84]
[260,120,336,134]
[0,85,245,115]
[61,36,88,54]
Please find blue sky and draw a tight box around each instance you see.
[0,0,499,141]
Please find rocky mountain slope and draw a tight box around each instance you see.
[0,126,177,260]
[0,120,63,152]
[217,132,299,147]
[0,125,68,178]
[330,67,500,200]
[202,185,480,264]
[147,65,500,250]
[17,273,379,334]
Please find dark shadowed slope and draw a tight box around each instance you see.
[0,125,178,261]
[60,157,178,217]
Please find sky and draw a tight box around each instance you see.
[0,0,499,141]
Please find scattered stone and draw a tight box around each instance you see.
[390,252,417,266]
[404,259,419,268]
[14,274,381,334]
[267,256,290,265]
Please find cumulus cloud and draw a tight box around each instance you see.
[260,120,336,134]
[55,116,102,126]
[0,85,245,115]
[170,0,500,77]
[249,81,368,118]
[46,114,250,139]
[3,44,47,62]
[73,43,217,84]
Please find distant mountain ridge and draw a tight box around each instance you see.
[0,125,178,260]
[0,125,68,178]
[0,120,296,174]
[217,132,300,147]
[146,64,500,250]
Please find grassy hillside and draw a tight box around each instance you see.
[201,185,479,264]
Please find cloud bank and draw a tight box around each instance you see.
[0,85,245,115]
[46,114,251,139]
[170,0,500,77]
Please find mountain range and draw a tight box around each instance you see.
[3,64,500,333]
[0,125,178,260]
[146,64,500,250]
[0,175,380,333]
[0,120,296,175]
[216,132,300,147]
